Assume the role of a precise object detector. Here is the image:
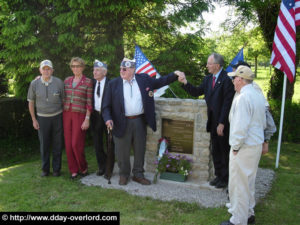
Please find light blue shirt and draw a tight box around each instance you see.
[213,67,223,81]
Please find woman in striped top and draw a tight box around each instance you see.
[63,57,93,179]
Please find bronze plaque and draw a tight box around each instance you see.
[162,119,193,154]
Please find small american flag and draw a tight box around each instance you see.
[134,45,157,77]
[270,0,300,83]
[134,45,169,97]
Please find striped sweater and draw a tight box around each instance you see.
[63,75,93,114]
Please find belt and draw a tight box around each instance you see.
[126,114,143,119]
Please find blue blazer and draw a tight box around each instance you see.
[182,69,235,133]
[102,72,177,137]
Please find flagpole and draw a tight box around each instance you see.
[275,74,287,168]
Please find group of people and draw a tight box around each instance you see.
[28,53,276,225]
[177,54,276,225]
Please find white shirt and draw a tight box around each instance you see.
[123,76,144,116]
[94,77,106,112]
[229,84,266,150]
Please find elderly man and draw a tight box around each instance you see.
[91,60,111,176]
[27,60,64,177]
[178,53,235,188]
[102,58,179,185]
[220,66,266,225]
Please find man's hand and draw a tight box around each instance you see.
[262,142,269,155]
[106,120,113,130]
[217,123,224,136]
[32,119,40,130]
[176,71,187,85]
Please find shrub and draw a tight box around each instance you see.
[269,99,300,143]
[0,97,35,139]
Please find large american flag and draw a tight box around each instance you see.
[270,0,300,83]
[134,45,157,77]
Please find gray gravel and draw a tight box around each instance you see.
[81,167,275,208]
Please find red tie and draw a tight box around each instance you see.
[212,76,216,88]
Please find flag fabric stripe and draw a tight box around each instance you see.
[270,0,300,83]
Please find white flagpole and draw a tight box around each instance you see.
[275,74,287,168]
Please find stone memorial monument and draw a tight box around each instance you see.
[145,97,213,183]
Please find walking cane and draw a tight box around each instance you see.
[104,127,115,184]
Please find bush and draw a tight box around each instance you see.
[269,99,300,143]
[0,97,36,139]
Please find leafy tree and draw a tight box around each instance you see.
[0,0,211,98]
[223,0,299,100]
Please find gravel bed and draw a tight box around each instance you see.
[81,167,275,208]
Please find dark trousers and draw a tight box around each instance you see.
[209,112,230,183]
[37,113,63,173]
[113,117,146,178]
[91,111,107,172]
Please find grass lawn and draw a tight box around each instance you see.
[0,137,299,225]
[255,66,300,103]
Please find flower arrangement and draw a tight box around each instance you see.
[153,138,192,183]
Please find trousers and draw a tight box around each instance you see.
[63,111,88,174]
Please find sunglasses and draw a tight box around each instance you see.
[71,65,82,68]
[120,67,127,72]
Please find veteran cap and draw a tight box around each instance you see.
[94,59,107,69]
[120,58,136,68]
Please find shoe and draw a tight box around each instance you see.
[81,169,88,177]
[71,173,78,179]
[248,215,255,224]
[225,202,231,209]
[215,180,228,189]
[41,171,49,177]
[220,221,234,225]
[119,176,128,185]
[96,169,105,176]
[209,177,220,186]
[132,176,151,185]
[53,171,61,177]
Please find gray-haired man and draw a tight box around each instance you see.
[27,60,64,177]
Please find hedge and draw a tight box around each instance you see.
[0,97,36,139]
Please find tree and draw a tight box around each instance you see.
[223,0,299,100]
[0,0,211,98]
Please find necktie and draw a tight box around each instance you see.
[212,76,216,88]
[96,81,100,97]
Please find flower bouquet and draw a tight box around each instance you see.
[153,138,192,183]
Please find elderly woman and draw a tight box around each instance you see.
[63,57,93,179]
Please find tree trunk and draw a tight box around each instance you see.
[254,56,258,78]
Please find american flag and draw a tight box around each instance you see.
[134,45,169,97]
[270,0,300,83]
[134,45,157,77]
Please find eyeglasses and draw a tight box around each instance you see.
[71,65,82,68]
[120,68,127,72]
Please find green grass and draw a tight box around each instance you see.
[0,138,300,225]
[255,66,300,103]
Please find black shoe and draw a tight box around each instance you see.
[248,215,255,224]
[96,169,105,176]
[220,221,234,225]
[215,180,228,189]
[209,177,220,186]
[53,171,61,177]
[41,171,49,177]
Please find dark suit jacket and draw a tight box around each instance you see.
[102,72,177,137]
[182,69,235,133]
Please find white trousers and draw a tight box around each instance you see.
[228,145,262,225]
